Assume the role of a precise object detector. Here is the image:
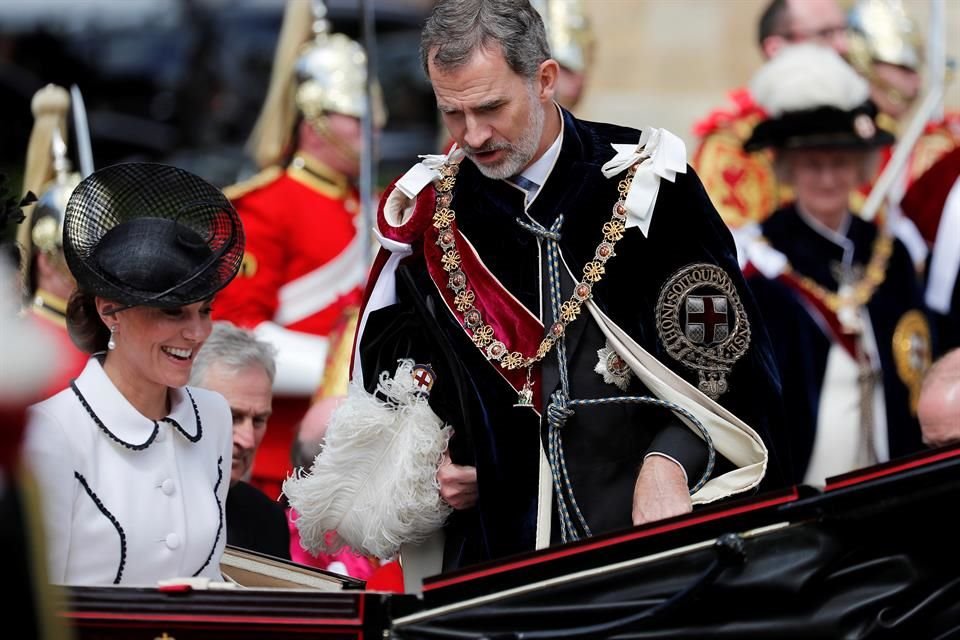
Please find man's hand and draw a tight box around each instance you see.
[632,455,692,526]
[437,450,478,510]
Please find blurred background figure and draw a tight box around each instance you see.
[190,321,290,560]
[917,347,960,448]
[848,0,924,134]
[531,0,593,112]
[848,0,960,179]
[692,0,850,229]
[845,0,952,269]
[213,0,384,501]
[900,146,960,353]
[1,179,72,639]
[740,44,929,487]
[17,84,89,394]
[23,162,244,586]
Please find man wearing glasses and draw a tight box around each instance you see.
[691,0,849,231]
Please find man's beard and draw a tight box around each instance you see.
[463,87,545,180]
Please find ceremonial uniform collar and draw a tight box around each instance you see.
[72,357,202,449]
[287,154,350,200]
[31,288,68,328]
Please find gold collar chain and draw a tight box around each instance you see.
[785,232,893,316]
[430,160,639,375]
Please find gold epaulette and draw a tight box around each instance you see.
[286,154,349,200]
[910,128,960,184]
[222,166,283,201]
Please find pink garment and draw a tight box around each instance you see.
[286,508,376,580]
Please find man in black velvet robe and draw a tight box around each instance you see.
[745,205,927,485]
[350,0,785,573]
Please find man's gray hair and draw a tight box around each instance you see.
[190,321,277,386]
[420,0,550,79]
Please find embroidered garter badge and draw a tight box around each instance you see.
[595,342,633,391]
[410,364,437,396]
[892,310,931,414]
[656,263,750,399]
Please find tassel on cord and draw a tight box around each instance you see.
[282,359,453,560]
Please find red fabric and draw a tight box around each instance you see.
[376,179,437,245]
[900,146,960,246]
[423,219,544,405]
[692,87,767,138]
[214,170,363,337]
[1,315,85,471]
[250,397,310,500]
[0,406,27,472]
[31,312,88,401]
[214,168,365,497]
[364,559,405,593]
[285,508,376,580]
[775,272,859,359]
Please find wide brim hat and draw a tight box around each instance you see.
[744,101,894,152]
[63,162,244,309]
[743,44,895,154]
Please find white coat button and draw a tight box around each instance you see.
[165,533,181,550]
[160,479,175,496]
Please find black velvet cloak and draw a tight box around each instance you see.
[359,108,786,570]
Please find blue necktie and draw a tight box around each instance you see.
[510,175,541,204]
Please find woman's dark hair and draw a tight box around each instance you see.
[66,289,110,354]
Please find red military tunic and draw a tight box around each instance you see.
[692,88,790,229]
[30,289,89,399]
[215,154,366,499]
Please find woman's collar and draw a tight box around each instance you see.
[73,358,201,448]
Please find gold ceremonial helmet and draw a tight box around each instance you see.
[248,0,386,170]
[530,0,594,74]
[17,84,82,297]
[847,0,922,73]
[295,7,386,128]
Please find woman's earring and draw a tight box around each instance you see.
[107,325,117,351]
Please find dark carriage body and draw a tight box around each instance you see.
[62,446,960,639]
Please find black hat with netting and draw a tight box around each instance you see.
[63,163,244,309]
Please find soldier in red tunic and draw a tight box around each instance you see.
[18,84,89,396]
[213,0,385,500]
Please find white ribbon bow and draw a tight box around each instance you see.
[600,128,687,238]
[396,144,466,198]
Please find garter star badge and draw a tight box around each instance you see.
[595,342,633,391]
[656,263,750,399]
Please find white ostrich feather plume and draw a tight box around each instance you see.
[282,359,453,560]
[750,43,870,116]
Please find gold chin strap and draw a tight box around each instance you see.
[873,78,916,115]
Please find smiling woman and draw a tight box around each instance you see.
[740,44,930,488]
[21,162,246,587]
